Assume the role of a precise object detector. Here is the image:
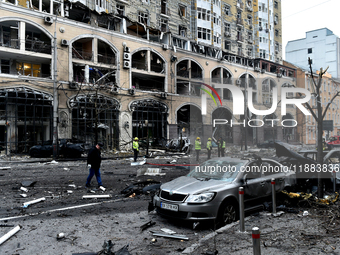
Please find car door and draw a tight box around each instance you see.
[243,162,267,208]
[261,160,286,197]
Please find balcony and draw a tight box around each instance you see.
[72,48,93,61]
[237,35,243,42]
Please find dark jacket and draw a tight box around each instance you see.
[87,147,101,170]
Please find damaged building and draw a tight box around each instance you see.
[0,0,298,154]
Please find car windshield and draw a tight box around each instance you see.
[188,159,244,181]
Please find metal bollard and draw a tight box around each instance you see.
[333,171,336,193]
[239,187,245,232]
[252,227,261,255]
[271,178,276,214]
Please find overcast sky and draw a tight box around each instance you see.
[281,0,340,59]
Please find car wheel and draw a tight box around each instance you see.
[30,149,40,158]
[217,199,238,226]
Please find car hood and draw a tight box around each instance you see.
[161,176,233,194]
[274,142,316,164]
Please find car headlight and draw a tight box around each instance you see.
[186,192,215,203]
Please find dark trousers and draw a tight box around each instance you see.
[86,167,102,186]
[218,147,221,157]
[221,148,225,157]
[134,149,138,162]
[196,150,200,161]
[207,149,211,159]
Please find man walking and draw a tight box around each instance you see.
[133,137,139,162]
[86,142,104,189]
[207,138,212,159]
[195,137,201,161]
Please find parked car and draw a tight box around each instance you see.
[257,140,281,148]
[326,136,340,149]
[153,156,296,226]
[29,139,85,158]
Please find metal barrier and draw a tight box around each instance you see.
[252,227,261,255]
[271,178,276,214]
[239,187,245,232]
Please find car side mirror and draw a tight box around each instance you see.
[242,174,248,185]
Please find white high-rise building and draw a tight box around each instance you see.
[286,28,340,78]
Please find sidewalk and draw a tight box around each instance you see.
[184,208,339,254]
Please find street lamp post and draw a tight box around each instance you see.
[145,120,149,157]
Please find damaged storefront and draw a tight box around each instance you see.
[0,87,53,154]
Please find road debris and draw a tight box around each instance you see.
[140,221,156,231]
[152,232,189,241]
[21,181,36,187]
[56,233,65,239]
[20,194,27,198]
[161,228,176,234]
[0,225,20,245]
[144,168,166,176]
[82,195,111,199]
[23,197,46,208]
[20,187,28,192]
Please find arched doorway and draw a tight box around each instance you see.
[282,113,296,143]
[177,104,202,140]
[130,99,168,145]
[70,94,120,149]
[0,87,53,154]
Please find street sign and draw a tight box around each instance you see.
[323,120,333,131]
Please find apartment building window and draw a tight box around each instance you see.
[259,18,262,28]
[260,49,266,58]
[274,1,278,8]
[237,10,241,19]
[0,59,10,74]
[213,13,221,25]
[237,43,242,55]
[224,22,231,33]
[178,4,187,18]
[197,27,211,40]
[275,29,279,37]
[275,43,279,52]
[224,4,231,15]
[138,12,149,25]
[247,47,252,57]
[308,48,312,54]
[16,62,41,77]
[161,0,168,15]
[213,0,220,6]
[225,40,231,51]
[248,32,252,40]
[247,15,252,25]
[116,4,125,15]
[160,18,168,32]
[274,15,278,25]
[197,8,210,21]
[214,35,221,44]
[178,26,187,37]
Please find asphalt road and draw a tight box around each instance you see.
[0,155,216,254]
[1,150,339,255]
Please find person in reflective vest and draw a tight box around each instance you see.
[195,137,201,161]
[207,138,212,159]
[133,137,139,162]
[221,138,226,157]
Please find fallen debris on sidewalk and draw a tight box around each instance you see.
[140,220,156,231]
[0,225,20,245]
[23,197,46,208]
[151,232,189,241]
[82,195,111,199]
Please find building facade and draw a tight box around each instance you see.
[284,61,340,146]
[286,28,340,79]
[0,0,297,154]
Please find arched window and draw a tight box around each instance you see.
[176,59,203,96]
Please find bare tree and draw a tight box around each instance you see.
[301,58,340,197]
